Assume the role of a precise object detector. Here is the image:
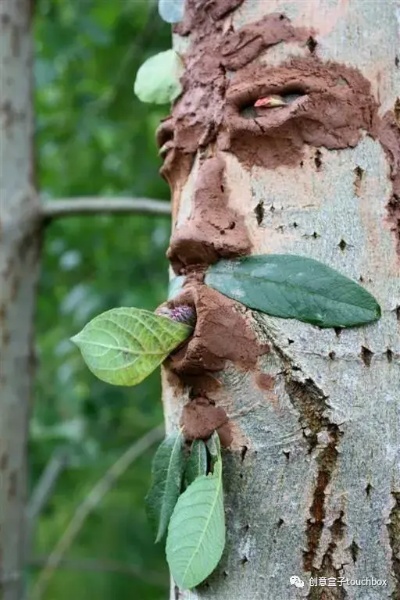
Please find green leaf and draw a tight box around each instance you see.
[185,440,208,486]
[134,50,183,105]
[166,458,225,589]
[146,432,185,543]
[206,431,221,461]
[71,307,192,386]
[205,255,381,328]
[158,0,184,23]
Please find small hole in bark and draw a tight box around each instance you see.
[228,221,235,229]
[288,338,294,345]
[240,555,249,565]
[359,275,364,282]
[279,13,285,20]
[239,473,244,479]
[334,327,343,338]
[243,524,250,532]
[395,306,400,321]
[223,570,228,578]
[240,445,248,462]
[306,36,318,53]
[395,56,399,68]
[277,518,284,528]
[314,149,322,170]
[350,540,360,563]
[365,482,373,497]
[361,346,373,367]
[270,205,275,213]
[329,351,336,360]
[220,184,225,192]
[338,239,347,251]
[220,230,225,235]
[283,450,290,461]
[293,222,298,228]
[312,231,319,239]
[386,348,393,363]
[254,201,265,225]
[300,161,304,167]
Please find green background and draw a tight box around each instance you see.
[31,1,171,597]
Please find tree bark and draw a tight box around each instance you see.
[0,1,41,598]
[161,1,400,598]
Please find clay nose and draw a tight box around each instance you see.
[166,154,251,275]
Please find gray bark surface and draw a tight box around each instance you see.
[164,1,400,599]
[0,1,41,598]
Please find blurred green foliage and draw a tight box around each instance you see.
[31,1,172,598]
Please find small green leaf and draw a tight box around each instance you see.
[206,431,221,461]
[71,307,191,386]
[205,255,381,328]
[185,440,208,486]
[159,0,184,23]
[134,50,183,105]
[146,432,185,543]
[167,458,225,589]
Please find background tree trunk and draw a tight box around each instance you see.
[0,1,41,598]
[162,1,400,598]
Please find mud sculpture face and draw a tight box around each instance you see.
[159,2,399,444]
[157,4,399,274]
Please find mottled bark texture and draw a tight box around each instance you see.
[160,1,400,599]
[0,1,41,598]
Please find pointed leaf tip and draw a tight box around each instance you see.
[166,458,225,589]
[205,255,381,329]
[72,307,191,386]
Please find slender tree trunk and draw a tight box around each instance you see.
[161,1,400,598]
[0,1,41,598]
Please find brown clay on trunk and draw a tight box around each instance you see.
[166,285,269,375]
[222,57,379,170]
[180,397,230,442]
[167,154,251,274]
[376,110,400,253]
[159,3,400,256]
[220,14,311,71]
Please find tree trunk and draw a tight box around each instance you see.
[0,1,41,598]
[161,1,400,598]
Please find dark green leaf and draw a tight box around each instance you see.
[185,440,208,486]
[166,458,225,589]
[205,255,381,328]
[146,432,185,543]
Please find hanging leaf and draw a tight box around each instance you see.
[205,255,381,328]
[134,49,183,105]
[206,431,221,461]
[146,432,185,543]
[166,458,225,589]
[71,307,192,386]
[185,440,208,486]
[158,0,185,23]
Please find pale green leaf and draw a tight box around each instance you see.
[206,431,221,460]
[205,255,381,328]
[158,0,184,23]
[134,50,183,105]
[146,432,185,543]
[166,458,225,589]
[71,307,192,386]
[185,440,208,486]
